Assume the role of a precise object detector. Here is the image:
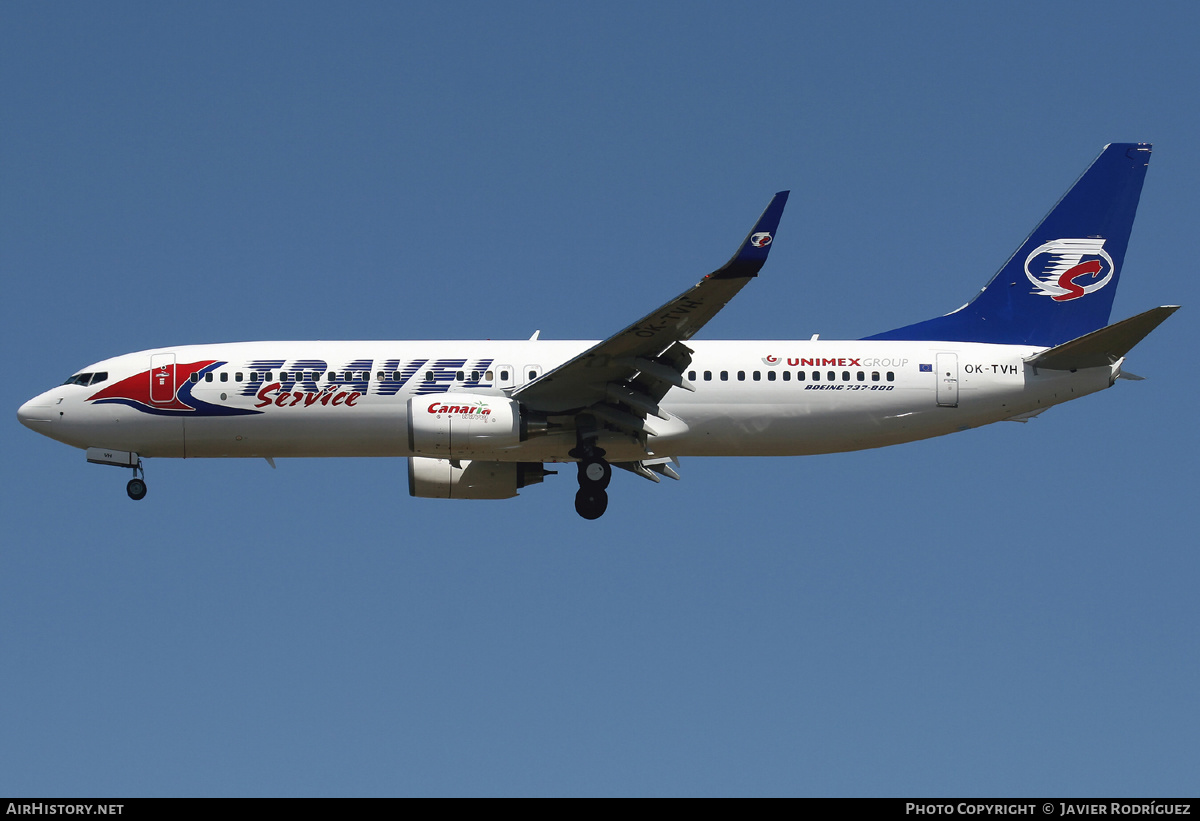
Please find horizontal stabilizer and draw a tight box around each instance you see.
[1025,305,1179,371]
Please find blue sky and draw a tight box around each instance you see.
[3,1,1198,796]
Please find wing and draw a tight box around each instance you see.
[512,191,789,423]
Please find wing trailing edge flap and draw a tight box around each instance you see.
[614,457,681,483]
[1024,306,1179,371]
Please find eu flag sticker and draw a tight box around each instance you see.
[919,364,933,372]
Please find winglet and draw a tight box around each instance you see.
[709,191,790,279]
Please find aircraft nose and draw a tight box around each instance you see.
[17,396,55,429]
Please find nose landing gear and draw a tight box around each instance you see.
[86,448,148,501]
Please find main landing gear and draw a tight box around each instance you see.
[571,444,611,520]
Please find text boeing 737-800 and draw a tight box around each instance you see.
[18,143,1178,519]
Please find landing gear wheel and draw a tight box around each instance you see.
[126,478,148,501]
[579,458,612,489]
[574,487,608,520]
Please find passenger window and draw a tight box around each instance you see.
[887,371,895,382]
[872,371,880,382]
[528,370,537,381]
[471,371,480,381]
[500,370,509,381]
[704,371,712,381]
[720,371,728,381]
[737,371,745,381]
[426,371,434,382]
[842,371,849,381]
[857,371,864,381]
[782,371,790,381]
[752,371,761,381]
[485,370,493,381]
[827,371,835,381]
[205,373,214,382]
[250,372,261,383]
[221,372,229,382]
[767,371,776,381]
[797,371,805,381]
[190,373,199,383]
[812,371,820,381]
[456,371,464,381]
[688,371,697,381]
[235,373,243,382]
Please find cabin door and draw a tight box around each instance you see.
[936,353,959,408]
[150,353,176,404]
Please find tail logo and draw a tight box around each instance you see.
[750,232,773,248]
[1025,238,1114,302]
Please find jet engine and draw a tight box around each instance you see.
[407,394,522,458]
[407,457,552,499]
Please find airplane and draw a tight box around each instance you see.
[17,143,1178,519]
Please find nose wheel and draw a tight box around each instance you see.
[126,458,147,501]
[127,477,147,500]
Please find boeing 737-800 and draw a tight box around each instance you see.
[17,143,1178,519]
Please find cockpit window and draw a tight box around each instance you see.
[62,372,107,386]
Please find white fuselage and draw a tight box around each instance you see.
[18,338,1116,463]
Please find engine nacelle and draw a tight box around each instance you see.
[408,393,522,457]
[407,457,551,499]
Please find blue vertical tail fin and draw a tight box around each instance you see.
[866,143,1152,347]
